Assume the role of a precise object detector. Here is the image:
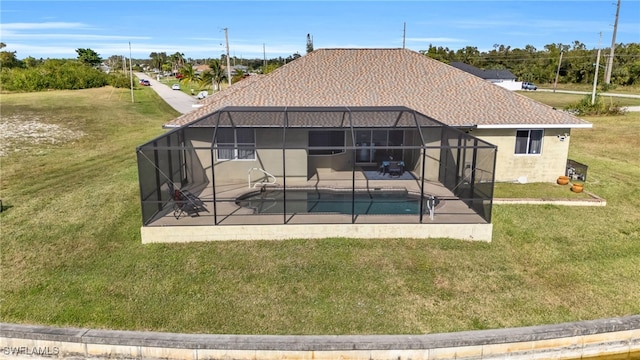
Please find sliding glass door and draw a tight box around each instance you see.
[355,130,404,163]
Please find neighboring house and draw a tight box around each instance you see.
[450,62,525,91]
[231,65,249,74]
[165,48,591,183]
[194,64,210,72]
[193,64,211,75]
[450,62,517,82]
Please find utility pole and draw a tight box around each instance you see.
[402,22,406,49]
[263,43,266,73]
[224,28,231,86]
[604,0,621,84]
[306,34,314,54]
[591,32,602,105]
[553,51,563,93]
[129,42,134,103]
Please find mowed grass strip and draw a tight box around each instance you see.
[519,90,640,109]
[0,87,639,335]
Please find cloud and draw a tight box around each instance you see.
[5,44,79,58]
[3,33,151,41]
[1,22,88,30]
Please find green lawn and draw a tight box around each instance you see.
[543,83,640,95]
[518,89,640,109]
[1,87,638,335]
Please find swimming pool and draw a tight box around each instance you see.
[236,189,439,215]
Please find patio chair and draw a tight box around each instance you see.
[387,161,404,176]
[166,182,207,219]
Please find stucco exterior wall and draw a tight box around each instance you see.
[417,129,442,182]
[184,128,214,185]
[184,128,309,185]
[182,127,505,185]
[308,152,353,176]
[493,80,523,91]
[256,128,308,179]
[474,128,571,183]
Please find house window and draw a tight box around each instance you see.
[515,129,543,155]
[309,130,345,155]
[216,128,255,160]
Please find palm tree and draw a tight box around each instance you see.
[169,52,185,74]
[207,59,226,91]
[149,52,166,72]
[179,63,199,94]
[231,68,246,84]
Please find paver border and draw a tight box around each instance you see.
[2,315,639,359]
[493,191,606,207]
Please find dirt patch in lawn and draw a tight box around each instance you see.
[0,114,86,157]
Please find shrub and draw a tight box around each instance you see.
[0,60,108,91]
[108,73,133,88]
[564,93,625,116]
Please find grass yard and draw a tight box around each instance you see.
[493,182,594,199]
[518,90,640,109]
[0,87,639,335]
[543,83,640,96]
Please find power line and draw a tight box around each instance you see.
[426,54,639,62]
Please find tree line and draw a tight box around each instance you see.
[420,41,640,87]
[1,40,638,93]
[135,51,302,77]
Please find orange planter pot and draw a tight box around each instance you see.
[557,176,570,185]
[571,184,584,193]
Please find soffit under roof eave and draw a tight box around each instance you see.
[172,106,447,129]
[475,123,593,129]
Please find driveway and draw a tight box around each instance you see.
[134,72,199,114]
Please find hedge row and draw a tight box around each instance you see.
[0,60,132,92]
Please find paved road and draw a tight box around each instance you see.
[134,72,199,114]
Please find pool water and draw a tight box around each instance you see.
[236,189,439,215]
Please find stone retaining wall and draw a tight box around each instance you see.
[2,316,639,359]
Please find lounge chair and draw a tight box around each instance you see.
[166,182,207,219]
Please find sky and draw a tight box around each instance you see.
[1,0,639,61]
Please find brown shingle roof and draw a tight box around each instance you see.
[165,48,590,128]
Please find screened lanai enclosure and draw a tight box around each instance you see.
[137,106,498,242]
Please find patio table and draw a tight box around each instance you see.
[379,161,405,174]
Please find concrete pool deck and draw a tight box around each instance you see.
[2,315,639,359]
[142,171,493,243]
